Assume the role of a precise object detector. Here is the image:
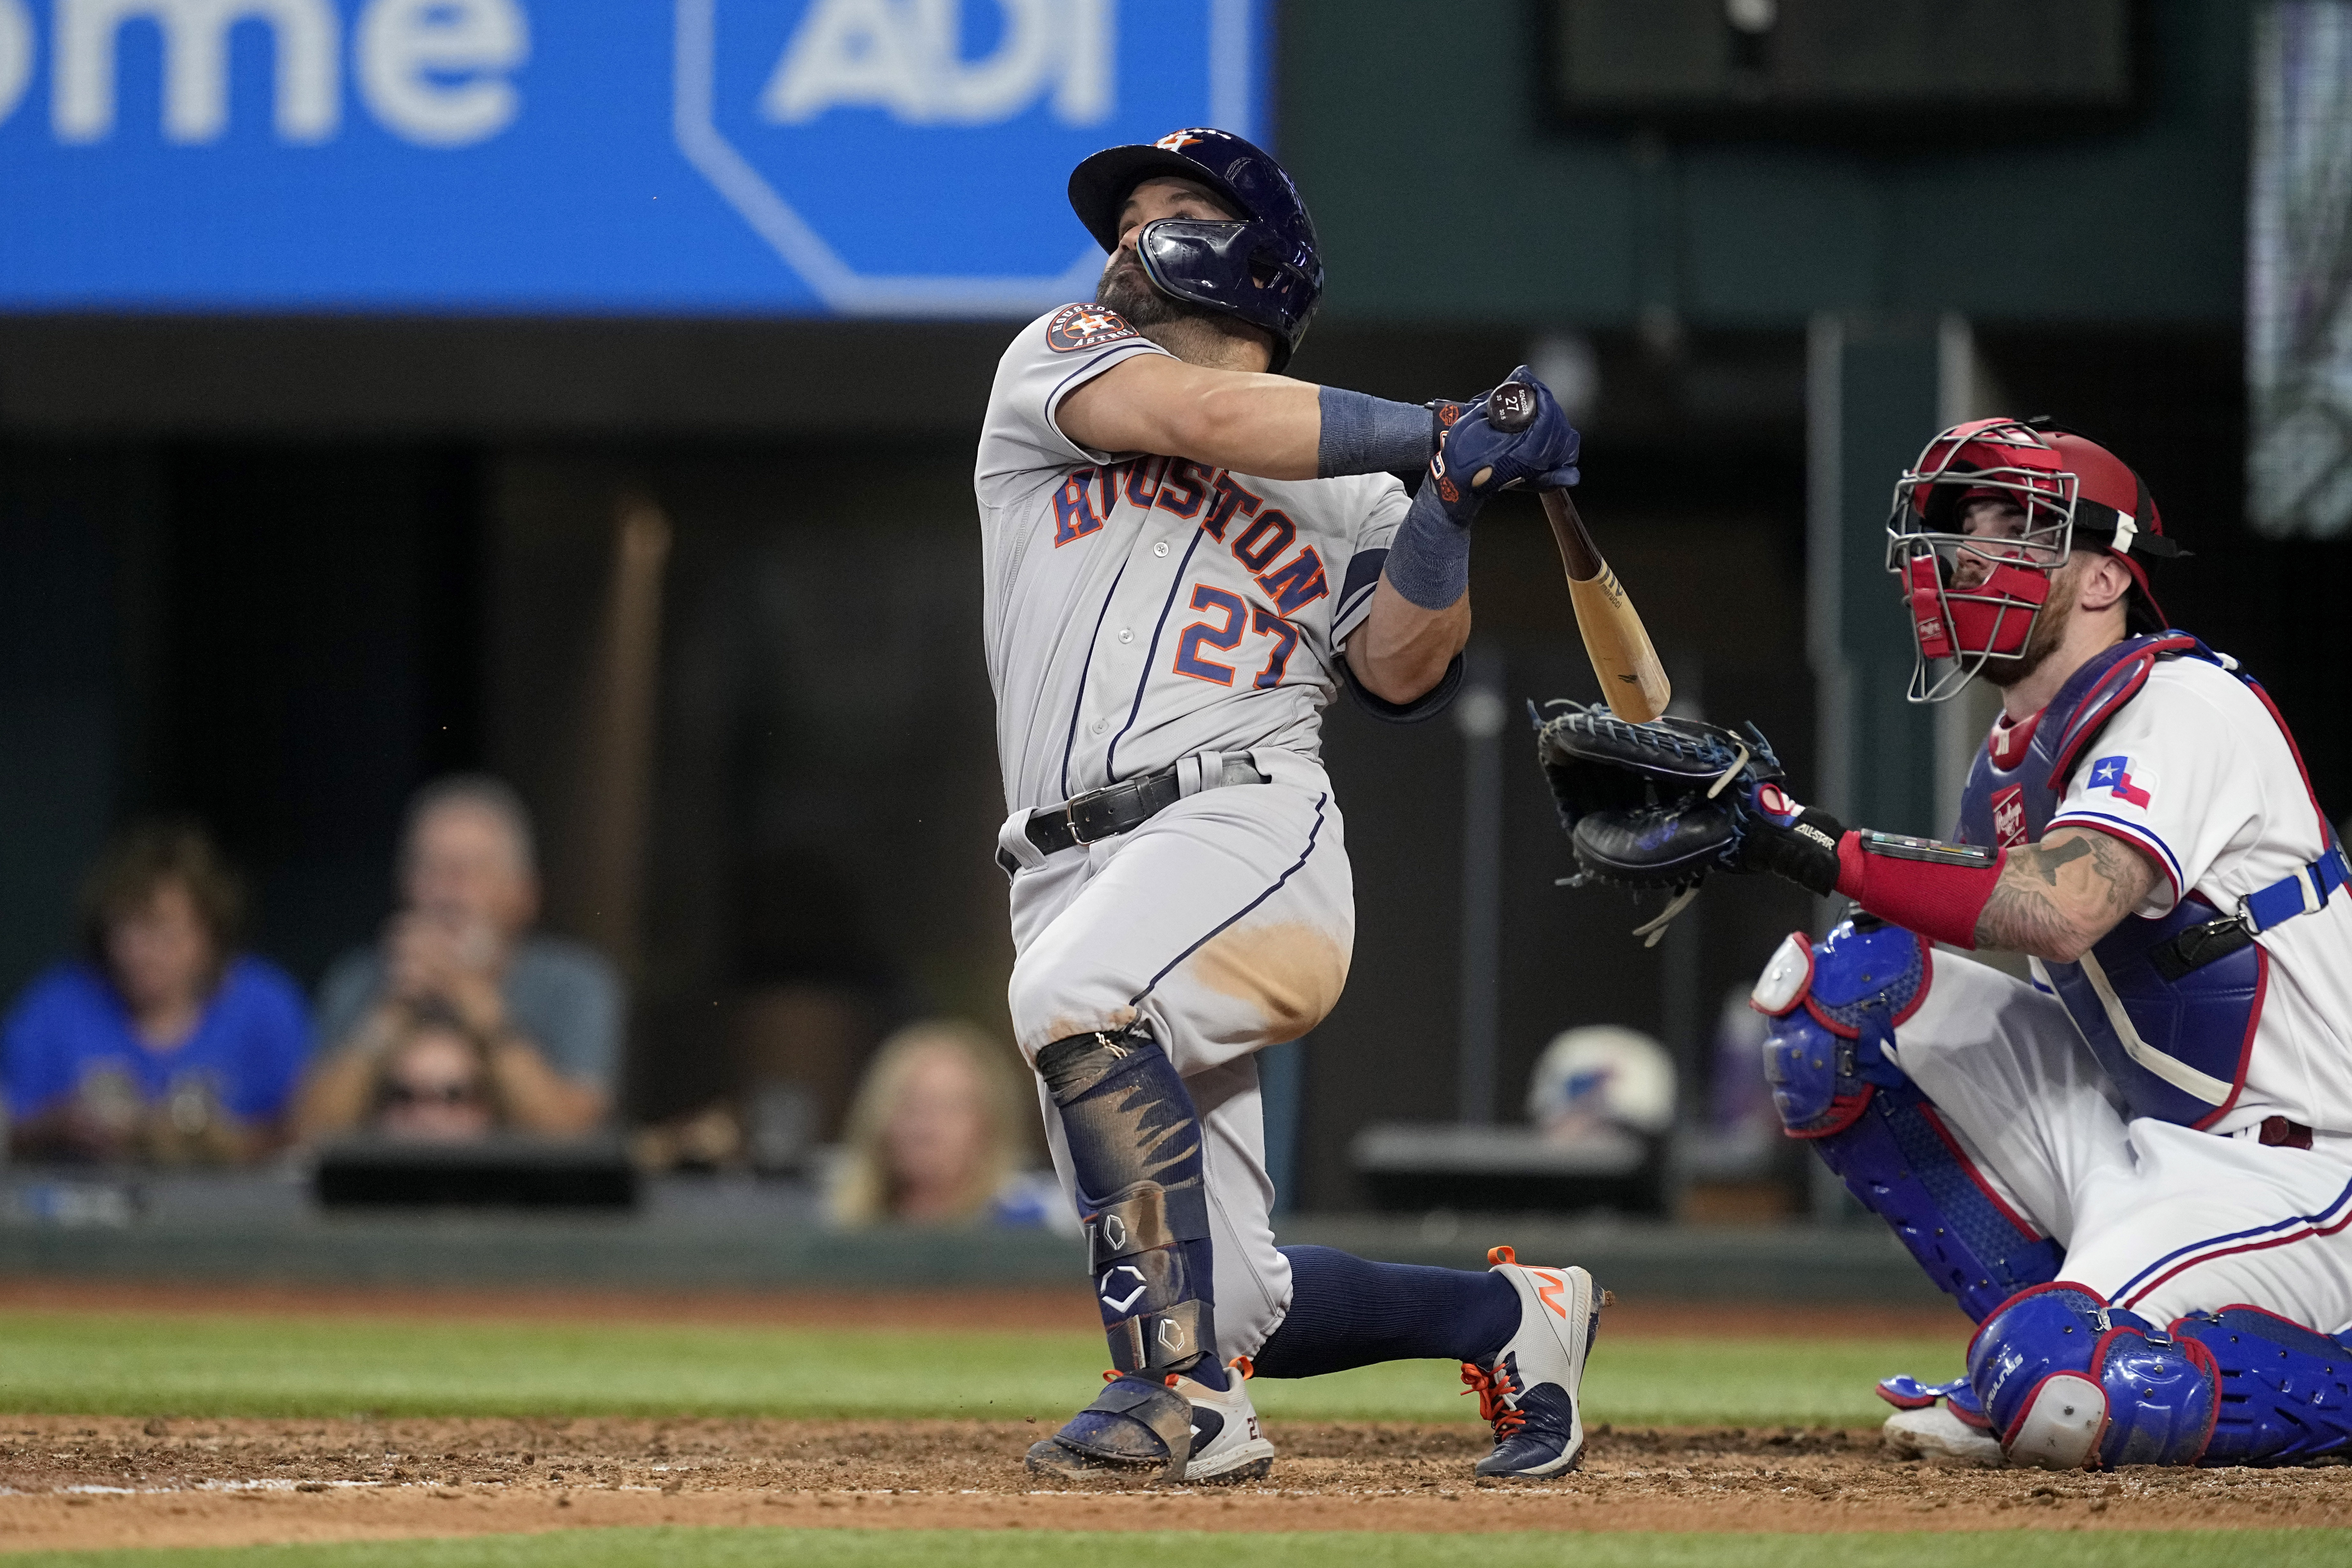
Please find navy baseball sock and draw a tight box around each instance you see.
[1039,1029,1228,1393]
[1250,1245,1521,1377]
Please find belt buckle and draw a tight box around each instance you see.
[1064,783,1114,847]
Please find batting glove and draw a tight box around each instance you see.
[1421,369,1583,529]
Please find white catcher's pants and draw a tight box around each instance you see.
[996,747,1354,1358]
[1892,950,2352,1334]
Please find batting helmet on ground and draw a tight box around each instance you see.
[1068,128,1324,372]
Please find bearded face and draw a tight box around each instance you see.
[1980,554,2080,690]
[1096,248,1220,333]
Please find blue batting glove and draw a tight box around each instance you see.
[1422,368,1583,528]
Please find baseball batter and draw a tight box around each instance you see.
[975,128,1598,1484]
[1701,419,2351,1468]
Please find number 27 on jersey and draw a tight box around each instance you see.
[1175,587,1302,690]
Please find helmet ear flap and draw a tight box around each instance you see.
[1135,217,1310,370]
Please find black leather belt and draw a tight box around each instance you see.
[1016,755,1266,863]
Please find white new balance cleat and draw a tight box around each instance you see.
[1174,1357,1276,1483]
[1462,1245,1602,1479]
[1883,1402,2005,1467]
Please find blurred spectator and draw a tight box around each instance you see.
[363,1005,502,1143]
[827,1020,1071,1230]
[1,821,309,1164]
[297,777,618,1138]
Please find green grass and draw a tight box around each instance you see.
[0,1311,1964,1427]
[5,1531,2346,1568]
[1262,1336,1966,1427]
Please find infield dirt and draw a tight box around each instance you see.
[1,1284,2344,1553]
[0,1414,2346,1555]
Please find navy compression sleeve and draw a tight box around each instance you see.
[1317,387,1437,478]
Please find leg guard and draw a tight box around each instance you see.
[2172,1306,2352,1466]
[1754,921,2062,1322]
[1026,1373,1199,1484]
[1038,1029,1221,1379]
[1970,1283,2218,1469]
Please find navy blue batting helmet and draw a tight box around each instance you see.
[1068,128,1324,372]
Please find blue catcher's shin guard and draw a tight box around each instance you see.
[2172,1306,2352,1466]
[1037,1029,1225,1389]
[1753,920,2063,1323]
[1971,1284,2217,1468]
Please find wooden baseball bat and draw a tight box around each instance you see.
[1480,384,1672,723]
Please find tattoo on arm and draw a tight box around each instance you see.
[1974,829,2162,961]
[1977,875,2078,959]
[2030,837,2094,885]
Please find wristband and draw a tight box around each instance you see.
[1833,831,2005,950]
[1380,481,1472,610]
[1740,782,1846,895]
[1317,386,1440,478]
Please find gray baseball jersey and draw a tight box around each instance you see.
[974,301,1432,1358]
[976,302,1411,815]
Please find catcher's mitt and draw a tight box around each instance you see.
[1533,702,1783,893]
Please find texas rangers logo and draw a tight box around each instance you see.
[1991,785,2027,847]
[2087,754,2154,808]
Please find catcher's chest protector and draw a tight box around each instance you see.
[1955,634,2281,1128]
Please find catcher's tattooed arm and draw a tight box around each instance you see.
[1973,828,2161,963]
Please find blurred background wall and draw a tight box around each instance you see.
[0,0,2340,1210]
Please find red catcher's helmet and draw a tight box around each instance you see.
[1884,417,2182,703]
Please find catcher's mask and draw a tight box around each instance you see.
[1885,417,2181,703]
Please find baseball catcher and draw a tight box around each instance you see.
[977,128,1599,1486]
[1545,418,2352,1469]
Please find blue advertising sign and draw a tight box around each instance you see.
[0,1,1265,313]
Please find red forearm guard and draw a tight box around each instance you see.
[1832,831,2007,950]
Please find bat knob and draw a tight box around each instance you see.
[1485,381,1538,433]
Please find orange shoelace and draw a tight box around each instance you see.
[1100,1357,1253,1390]
[1098,1369,1189,1390]
[1459,1360,1525,1436]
